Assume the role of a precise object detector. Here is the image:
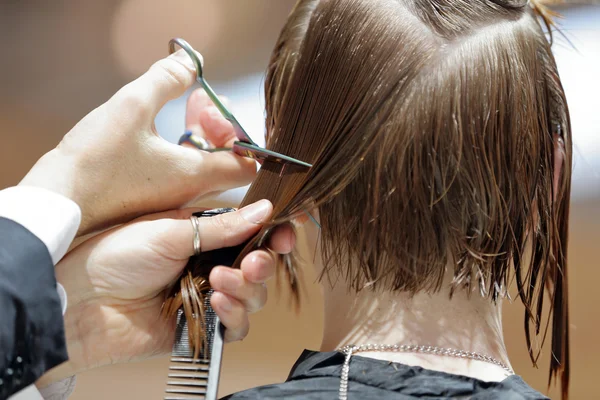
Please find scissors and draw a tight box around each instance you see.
[169,38,312,171]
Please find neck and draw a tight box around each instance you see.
[319,272,512,381]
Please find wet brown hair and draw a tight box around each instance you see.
[164,0,572,397]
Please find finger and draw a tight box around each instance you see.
[267,223,296,255]
[185,90,236,148]
[240,249,276,284]
[185,89,213,137]
[209,266,267,313]
[195,199,272,252]
[210,292,249,342]
[148,200,273,260]
[199,105,236,148]
[119,49,199,118]
[173,143,258,191]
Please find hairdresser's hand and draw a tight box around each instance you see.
[19,49,256,236]
[37,200,295,386]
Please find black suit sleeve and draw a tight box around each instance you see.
[0,217,67,399]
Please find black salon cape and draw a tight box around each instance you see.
[222,350,549,400]
[0,218,67,399]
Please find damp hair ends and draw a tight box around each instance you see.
[164,0,572,398]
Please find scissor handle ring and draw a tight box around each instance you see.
[167,38,312,170]
[169,38,204,81]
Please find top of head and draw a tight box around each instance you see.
[252,0,568,247]
[251,0,568,273]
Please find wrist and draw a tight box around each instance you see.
[37,298,107,387]
[19,149,78,202]
[19,149,93,236]
[35,359,76,390]
[35,303,82,388]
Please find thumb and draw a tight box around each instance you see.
[150,200,273,260]
[119,49,200,118]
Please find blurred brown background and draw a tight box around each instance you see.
[1,1,599,399]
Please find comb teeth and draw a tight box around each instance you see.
[165,291,224,400]
[165,356,209,399]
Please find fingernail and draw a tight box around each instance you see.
[170,48,205,74]
[285,228,296,253]
[170,49,193,67]
[206,106,222,121]
[240,200,272,224]
[250,253,274,281]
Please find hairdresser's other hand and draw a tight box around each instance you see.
[38,200,295,386]
[19,49,256,236]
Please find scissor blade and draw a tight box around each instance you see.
[232,142,312,169]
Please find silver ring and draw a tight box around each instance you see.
[179,131,212,151]
[191,135,212,150]
[190,216,202,255]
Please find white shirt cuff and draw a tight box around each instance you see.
[8,376,76,400]
[37,376,77,400]
[56,282,68,315]
[0,186,81,265]
[8,385,44,400]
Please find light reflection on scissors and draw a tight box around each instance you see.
[169,38,312,171]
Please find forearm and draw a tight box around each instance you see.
[34,317,80,400]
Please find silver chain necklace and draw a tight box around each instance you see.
[337,343,514,400]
